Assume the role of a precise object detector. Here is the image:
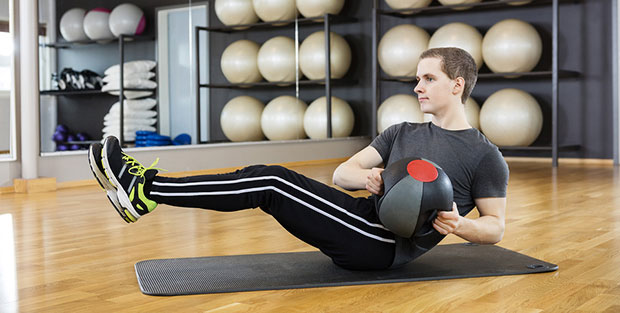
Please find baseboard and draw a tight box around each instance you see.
[13,177,57,193]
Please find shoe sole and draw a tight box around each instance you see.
[101,137,143,221]
[88,144,133,223]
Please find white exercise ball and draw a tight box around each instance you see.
[480,88,542,146]
[221,40,263,84]
[384,0,433,13]
[261,96,307,140]
[296,0,345,18]
[215,0,259,26]
[257,36,299,82]
[304,96,354,139]
[377,94,424,133]
[299,31,351,80]
[428,22,483,69]
[220,96,265,142]
[378,24,429,79]
[464,97,480,129]
[109,3,145,37]
[253,0,297,22]
[482,19,542,73]
[437,0,482,10]
[60,8,88,42]
[83,8,114,40]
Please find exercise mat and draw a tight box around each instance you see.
[135,243,557,296]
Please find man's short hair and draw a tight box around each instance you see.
[419,47,478,104]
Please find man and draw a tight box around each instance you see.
[88,47,508,270]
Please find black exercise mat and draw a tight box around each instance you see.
[135,243,557,296]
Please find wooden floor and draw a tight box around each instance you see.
[1,159,620,312]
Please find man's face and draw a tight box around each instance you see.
[414,57,457,115]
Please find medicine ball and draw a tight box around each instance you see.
[378,157,453,238]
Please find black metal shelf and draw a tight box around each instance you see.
[199,15,357,33]
[371,0,580,167]
[199,79,356,89]
[196,12,357,143]
[40,34,158,147]
[39,35,154,49]
[380,70,580,83]
[40,88,154,96]
[379,0,579,17]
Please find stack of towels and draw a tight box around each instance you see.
[102,98,157,141]
[101,60,158,141]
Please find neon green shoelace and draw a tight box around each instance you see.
[122,153,165,177]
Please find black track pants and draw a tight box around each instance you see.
[147,165,396,270]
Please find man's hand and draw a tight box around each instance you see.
[366,167,385,195]
[433,202,461,235]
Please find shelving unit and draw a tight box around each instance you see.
[39,34,157,147]
[195,13,357,144]
[371,0,582,167]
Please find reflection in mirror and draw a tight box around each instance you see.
[157,2,208,144]
[0,0,14,158]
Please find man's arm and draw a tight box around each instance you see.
[333,146,384,193]
[433,197,506,244]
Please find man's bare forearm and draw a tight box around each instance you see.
[454,215,504,244]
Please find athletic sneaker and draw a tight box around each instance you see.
[88,143,133,223]
[101,136,160,222]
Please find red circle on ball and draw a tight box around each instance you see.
[407,159,438,182]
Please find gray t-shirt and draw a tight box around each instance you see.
[370,122,509,267]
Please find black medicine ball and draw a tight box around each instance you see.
[377,157,453,238]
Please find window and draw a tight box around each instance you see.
[0,31,12,91]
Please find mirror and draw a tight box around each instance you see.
[0,0,15,159]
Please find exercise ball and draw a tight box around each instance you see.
[83,8,114,40]
[428,22,483,69]
[437,0,482,10]
[377,94,424,133]
[299,31,351,80]
[220,96,265,142]
[378,157,453,238]
[253,0,297,22]
[384,0,433,13]
[304,96,354,139]
[378,24,429,79]
[296,0,345,18]
[221,40,263,84]
[482,19,542,73]
[464,97,480,129]
[60,8,88,42]
[261,96,307,140]
[109,3,145,37]
[257,36,299,82]
[479,88,542,146]
[215,0,259,26]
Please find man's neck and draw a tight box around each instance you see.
[430,101,472,130]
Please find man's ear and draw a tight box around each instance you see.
[452,77,465,96]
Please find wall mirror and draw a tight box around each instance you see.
[0,0,16,161]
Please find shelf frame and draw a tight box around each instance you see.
[372,0,577,167]
[196,13,348,144]
[40,34,157,148]
[378,0,579,17]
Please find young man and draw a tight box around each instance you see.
[88,47,508,270]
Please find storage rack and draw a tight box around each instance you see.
[371,0,581,167]
[40,34,157,147]
[195,13,356,144]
